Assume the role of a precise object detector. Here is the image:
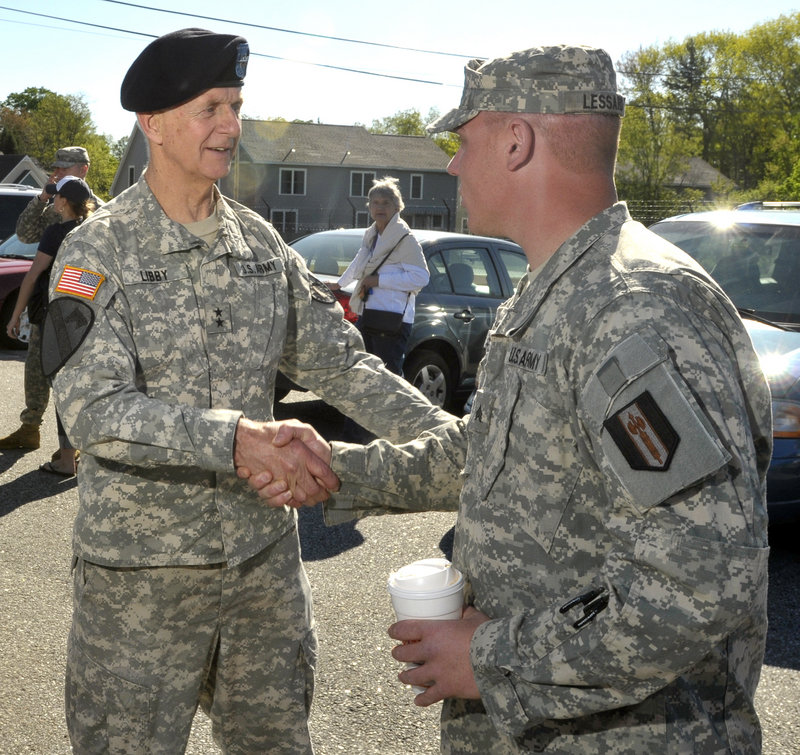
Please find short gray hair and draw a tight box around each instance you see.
[367,176,404,213]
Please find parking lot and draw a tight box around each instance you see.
[0,348,798,753]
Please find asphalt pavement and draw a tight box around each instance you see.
[0,347,798,754]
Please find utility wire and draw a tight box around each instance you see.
[100,0,480,59]
[0,5,462,87]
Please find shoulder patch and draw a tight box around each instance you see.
[54,265,105,300]
[40,298,95,378]
[309,275,337,304]
[603,391,679,471]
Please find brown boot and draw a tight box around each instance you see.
[0,424,40,450]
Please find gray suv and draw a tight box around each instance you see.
[281,228,528,412]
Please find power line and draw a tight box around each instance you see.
[0,5,463,88]
[100,0,480,59]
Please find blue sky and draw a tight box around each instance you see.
[1,0,798,141]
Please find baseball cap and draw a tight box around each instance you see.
[54,176,92,204]
[52,146,90,168]
[121,28,249,112]
[428,44,624,134]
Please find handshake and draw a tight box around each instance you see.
[234,417,340,508]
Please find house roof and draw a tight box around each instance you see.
[669,156,733,190]
[617,155,733,191]
[239,121,451,172]
[0,154,47,186]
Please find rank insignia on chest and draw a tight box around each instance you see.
[603,391,679,471]
[208,303,232,334]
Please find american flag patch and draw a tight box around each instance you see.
[55,266,105,300]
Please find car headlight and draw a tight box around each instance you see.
[772,399,800,438]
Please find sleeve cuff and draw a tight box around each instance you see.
[470,618,534,738]
[191,409,243,472]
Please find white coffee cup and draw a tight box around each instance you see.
[387,558,465,693]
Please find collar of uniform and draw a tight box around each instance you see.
[212,188,253,260]
[495,202,630,337]
[133,177,250,257]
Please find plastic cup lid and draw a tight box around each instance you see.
[388,558,462,592]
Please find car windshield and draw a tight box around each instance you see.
[290,232,361,277]
[0,234,38,259]
[650,218,800,330]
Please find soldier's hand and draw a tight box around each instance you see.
[388,606,490,705]
[234,418,338,506]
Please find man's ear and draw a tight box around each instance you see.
[136,112,164,145]
[506,118,534,171]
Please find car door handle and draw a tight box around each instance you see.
[454,309,474,322]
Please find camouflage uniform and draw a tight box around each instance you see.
[327,204,772,753]
[44,176,451,753]
[15,195,62,244]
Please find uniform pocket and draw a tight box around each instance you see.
[123,271,205,382]
[66,633,153,753]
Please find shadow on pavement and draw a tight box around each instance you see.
[0,455,76,517]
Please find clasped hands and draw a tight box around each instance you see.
[234,417,339,507]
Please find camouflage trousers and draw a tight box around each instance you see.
[20,323,50,426]
[66,527,317,754]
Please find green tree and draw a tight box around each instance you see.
[618,13,800,198]
[369,107,459,157]
[0,88,118,199]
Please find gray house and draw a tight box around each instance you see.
[112,120,459,240]
[0,154,48,188]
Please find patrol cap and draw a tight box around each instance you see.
[54,176,92,204]
[121,27,250,112]
[52,146,90,167]
[428,44,624,133]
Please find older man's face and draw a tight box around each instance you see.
[156,87,243,186]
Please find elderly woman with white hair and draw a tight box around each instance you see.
[329,176,429,375]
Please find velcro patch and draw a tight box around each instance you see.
[55,265,105,300]
[603,391,679,471]
[309,275,337,304]
[237,258,283,277]
[40,297,95,378]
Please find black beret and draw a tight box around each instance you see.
[121,28,249,112]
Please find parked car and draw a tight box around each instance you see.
[0,233,37,349]
[0,183,41,243]
[649,202,800,523]
[279,228,528,411]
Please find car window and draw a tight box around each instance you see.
[424,246,502,297]
[291,233,361,277]
[497,248,528,289]
[650,218,800,325]
[0,234,38,259]
[0,195,36,242]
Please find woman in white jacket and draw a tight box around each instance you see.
[329,176,429,375]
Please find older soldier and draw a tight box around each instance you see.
[261,45,772,753]
[42,28,451,754]
[0,146,99,455]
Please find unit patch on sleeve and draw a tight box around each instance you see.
[309,275,337,304]
[55,265,105,300]
[603,391,679,471]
